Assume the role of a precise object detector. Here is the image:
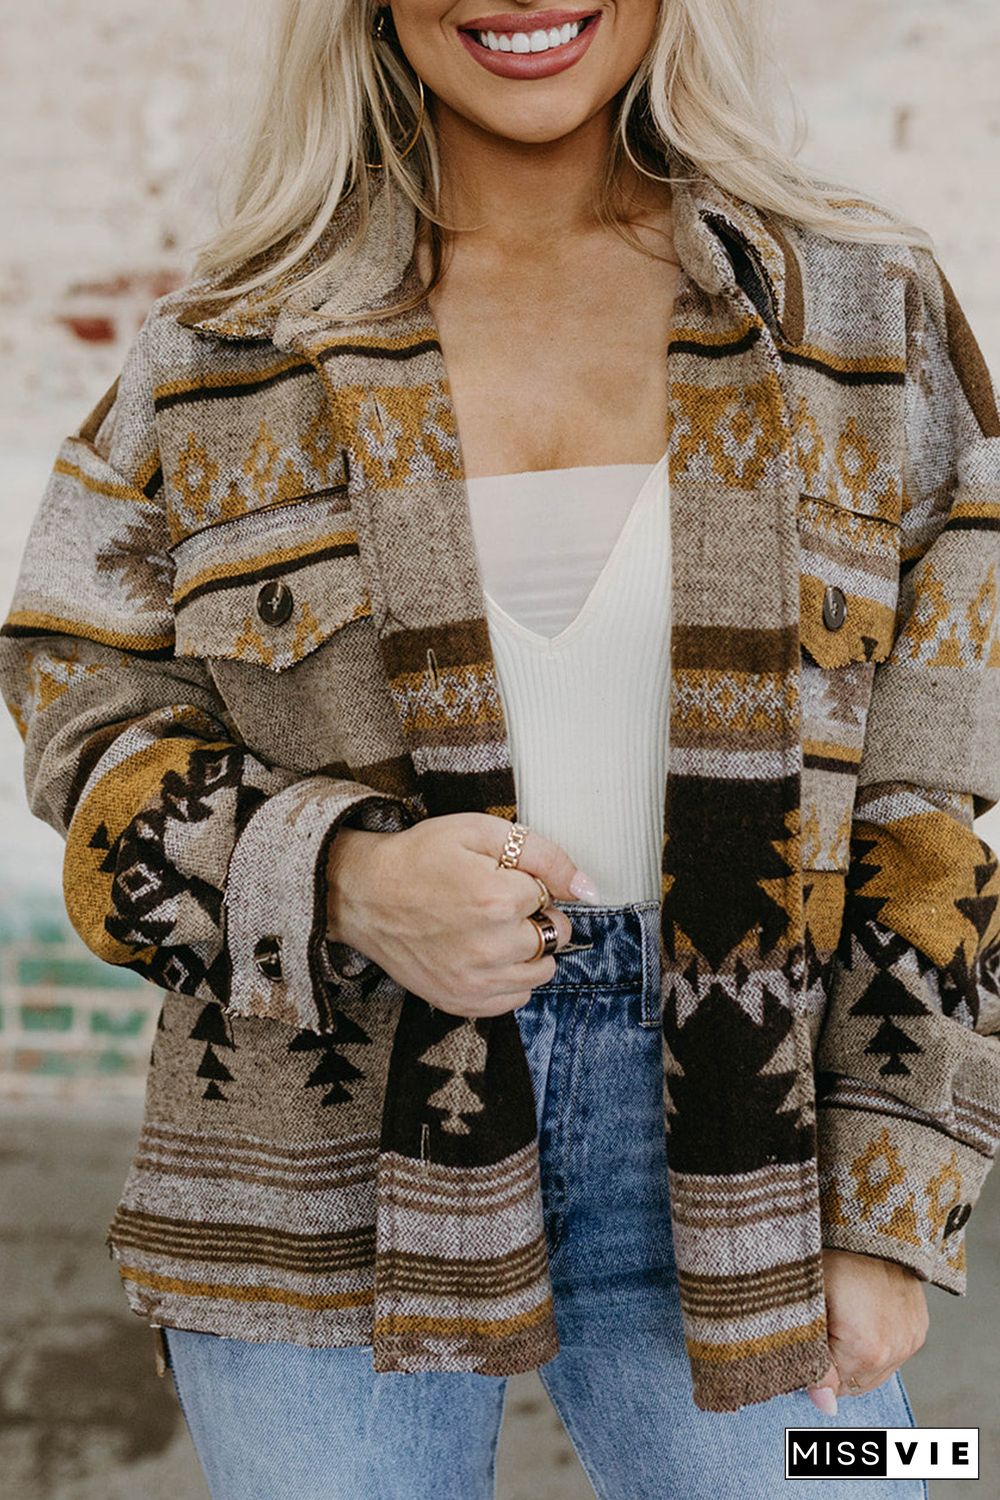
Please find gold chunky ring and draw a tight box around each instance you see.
[499,821,530,869]
[527,912,559,960]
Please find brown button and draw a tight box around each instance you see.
[253,935,283,980]
[822,585,848,631]
[256,581,293,626]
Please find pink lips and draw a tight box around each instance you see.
[457,8,602,80]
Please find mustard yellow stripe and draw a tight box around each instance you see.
[153,354,308,402]
[55,456,147,503]
[783,342,907,376]
[950,497,1000,521]
[318,326,440,353]
[374,1296,554,1341]
[3,609,172,651]
[136,453,162,494]
[670,318,759,347]
[119,1264,374,1312]
[802,738,860,765]
[687,1314,827,1364]
[173,528,359,603]
[301,329,442,361]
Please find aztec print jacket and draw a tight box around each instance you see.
[2,157,1000,1414]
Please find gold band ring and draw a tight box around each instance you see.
[532,876,551,912]
[847,1375,863,1394]
[527,912,559,960]
[499,821,530,869]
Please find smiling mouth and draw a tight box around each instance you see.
[460,12,598,55]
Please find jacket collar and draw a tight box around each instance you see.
[173,151,806,349]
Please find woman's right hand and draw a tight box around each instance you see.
[325,813,600,1018]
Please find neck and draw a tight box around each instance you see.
[428,97,671,250]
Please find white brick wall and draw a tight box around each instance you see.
[1,0,997,945]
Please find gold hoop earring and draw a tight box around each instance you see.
[365,9,426,171]
[619,85,673,189]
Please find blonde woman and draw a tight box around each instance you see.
[3,0,999,1495]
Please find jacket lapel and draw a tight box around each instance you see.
[271,194,552,1374]
[661,185,831,1407]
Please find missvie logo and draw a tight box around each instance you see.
[785,1427,979,1481]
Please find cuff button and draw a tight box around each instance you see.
[253,935,283,981]
[943,1202,973,1238]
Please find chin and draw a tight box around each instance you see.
[476,108,596,146]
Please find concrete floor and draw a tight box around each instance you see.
[1,1098,996,1499]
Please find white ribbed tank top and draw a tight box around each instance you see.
[466,452,671,904]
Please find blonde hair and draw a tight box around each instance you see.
[189,0,935,319]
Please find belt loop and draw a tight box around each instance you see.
[638,903,662,1027]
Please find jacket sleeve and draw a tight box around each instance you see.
[0,308,414,1033]
[814,245,1000,1291]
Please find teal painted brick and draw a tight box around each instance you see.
[10,1047,147,1079]
[90,1009,148,1039]
[30,916,72,947]
[19,954,145,991]
[20,1003,75,1032]
[96,1049,134,1074]
[19,1049,82,1076]
[0,885,152,1090]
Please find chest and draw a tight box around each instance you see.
[424,245,681,478]
[159,281,907,856]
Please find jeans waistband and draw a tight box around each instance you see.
[542,899,661,992]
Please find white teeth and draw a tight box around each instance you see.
[474,18,584,53]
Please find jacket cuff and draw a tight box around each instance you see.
[816,1081,998,1292]
[814,913,1000,1293]
[223,776,415,1031]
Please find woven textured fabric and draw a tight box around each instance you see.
[1,155,1000,1412]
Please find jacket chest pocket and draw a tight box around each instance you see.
[797,493,901,873]
[169,494,378,770]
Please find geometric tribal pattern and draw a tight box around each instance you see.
[1,158,999,1412]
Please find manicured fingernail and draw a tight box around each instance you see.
[807,1386,838,1416]
[569,871,600,903]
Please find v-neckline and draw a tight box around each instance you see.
[480,448,669,652]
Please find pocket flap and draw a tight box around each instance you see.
[170,495,371,671]
[798,494,900,668]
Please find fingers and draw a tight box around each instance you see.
[836,1337,914,1397]
[809,1353,896,1411]
[488,920,571,995]
[515,906,574,958]
[816,1247,930,1409]
[829,1357,899,1400]
[497,866,561,919]
[470,989,537,1017]
[492,821,599,905]
[807,1354,889,1411]
[493,871,575,950]
[805,1363,840,1415]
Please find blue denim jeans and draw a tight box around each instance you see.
[164,900,928,1500]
